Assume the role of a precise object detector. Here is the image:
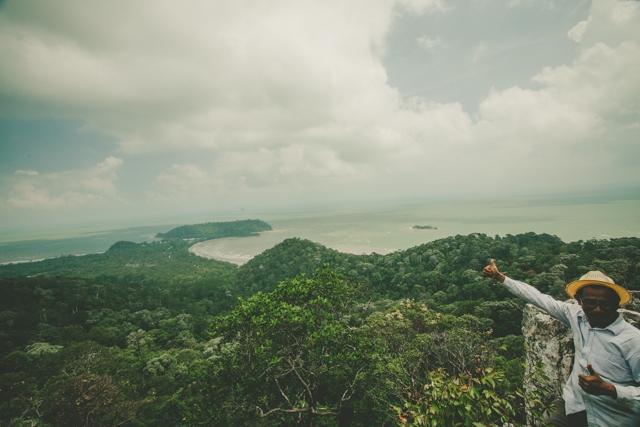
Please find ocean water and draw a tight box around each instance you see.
[2,194,639,265]
[190,197,640,264]
[0,225,175,264]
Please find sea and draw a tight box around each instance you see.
[2,192,640,265]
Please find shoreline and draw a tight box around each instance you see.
[189,236,398,266]
[0,251,106,266]
[189,241,253,265]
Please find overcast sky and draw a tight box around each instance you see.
[1,0,639,230]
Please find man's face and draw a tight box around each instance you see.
[578,285,620,328]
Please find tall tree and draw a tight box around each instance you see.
[214,267,365,427]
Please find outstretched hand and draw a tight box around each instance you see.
[482,259,505,283]
[578,364,617,398]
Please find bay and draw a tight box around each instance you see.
[2,192,638,265]
[190,197,640,264]
[0,225,174,264]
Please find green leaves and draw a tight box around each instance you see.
[237,234,640,303]
[4,232,635,426]
[212,267,365,424]
[397,368,519,426]
[395,364,553,427]
[156,219,272,240]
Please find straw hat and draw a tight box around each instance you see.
[565,271,632,306]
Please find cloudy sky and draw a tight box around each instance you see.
[1,0,639,230]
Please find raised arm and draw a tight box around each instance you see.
[483,259,573,328]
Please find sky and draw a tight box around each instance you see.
[0,0,639,231]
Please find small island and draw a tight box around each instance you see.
[156,219,273,240]
[412,225,438,230]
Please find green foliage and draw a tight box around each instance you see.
[0,240,237,285]
[156,219,272,239]
[211,267,365,426]
[395,367,519,426]
[474,300,526,337]
[236,238,360,294]
[352,299,504,426]
[43,372,138,426]
[395,364,553,427]
[1,232,638,426]
[238,233,640,309]
[0,275,238,361]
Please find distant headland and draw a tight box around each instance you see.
[412,225,438,230]
[156,219,272,240]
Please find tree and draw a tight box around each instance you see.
[213,267,365,426]
[43,373,138,427]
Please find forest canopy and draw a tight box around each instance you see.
[1,232,639,426]
[0,239,237,286]
[155,219,272,240]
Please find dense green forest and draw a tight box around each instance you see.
[155,219,272,240]
[1,232,639,426]
[0,240,237,287]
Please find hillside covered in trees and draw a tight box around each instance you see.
[1,232,639,426]
[0,240,237,288]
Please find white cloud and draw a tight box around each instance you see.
[483,13,640,145]
[0,0,639,216]
[568,0,640,47]
[506,0,555,9]
[398,0,448,14]
[472,42,488,63]
[147,144,365,203]
[0,0,399,154]
[416,35,444,51]
[464,0,640,190]
[568,20,588,42]
[15,170,39,176]
[0,0,460,161]
[5,184,66,208]
[533,42,640,116]
[3,157,124,208]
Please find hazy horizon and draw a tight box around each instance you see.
[2,188,639,264]
[1,0,640,232]
[1,185,638,241]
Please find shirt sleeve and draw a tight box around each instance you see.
[614,385,640,413]
[502,277,573,328]
[614,343,640,413]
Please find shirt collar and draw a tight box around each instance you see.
[604,313,625,335]
[577,310,625,335]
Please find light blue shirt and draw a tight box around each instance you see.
[503,277,640,427]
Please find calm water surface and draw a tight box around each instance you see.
[191,198,640,264]
[3,196,638,265]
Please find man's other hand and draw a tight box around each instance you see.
[578,364,617,398]
[482,259,505,283]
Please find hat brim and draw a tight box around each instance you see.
[565,280,632,305]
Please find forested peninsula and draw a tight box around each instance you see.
[155,219,272,240]
[1,232,639,426]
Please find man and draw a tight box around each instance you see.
[483,260,640,427]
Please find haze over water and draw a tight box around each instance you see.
[3,192,639,265]
[190,196,640,264]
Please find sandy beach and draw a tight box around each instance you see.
[189,239,255,265]
[189,232,399,265]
